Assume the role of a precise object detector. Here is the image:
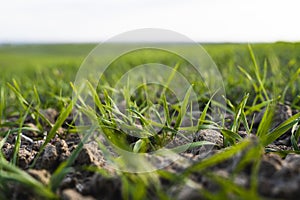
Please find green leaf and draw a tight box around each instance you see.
[185,139,251,174]
[248,44,269,101]
[12,105,31,165]
[0,158,56,199]
[174,85,193,130]
[31,102,73,167]
[261,112,300,146]
[256,104,274,138]
[197,97,212,127]
[50,128,93,191]
[171,141,215,153]
[133,139,146,153]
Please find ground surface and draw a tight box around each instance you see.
[1,43,300,199]
[1,105,300,199]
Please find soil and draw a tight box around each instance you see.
[1,105,300,200]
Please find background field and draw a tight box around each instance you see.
[1,42,300,109]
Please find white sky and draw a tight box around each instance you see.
[0,0,300,43]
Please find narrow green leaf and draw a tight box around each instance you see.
[171,141,215,153]
[87,81,106,117]
[133,139,146,153]
[0,158,56,199]
[197,98,212,127]
[31,102,73,167]
[160,62,180,100]
[256,104,274,138]
[174,85,193,129]
[185,139,251,174]
[261,112,300,146]
[0,86,5,124]
[50,128,92,191]
[12,105,31,165]
[248,44,269,101]
[162,94,171,126]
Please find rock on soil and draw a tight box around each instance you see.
[35,138,70,171]
[62,189,95,200]
[188,129,223,155]
[27,169,51,185]
[75,142,105,167]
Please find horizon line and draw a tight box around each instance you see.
[1,40,300,45]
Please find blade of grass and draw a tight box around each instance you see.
[133,139,147,153]
[87,81,106,117]
[204,172,259,200]
[160,62,181,100]
[184,139,251,174]
[50,127,94,191]
[7,83,53,127]
[0,86,5,125]
[238,65,259,94]
[248,44,269,101]
[221,129,243,146]
[281,68,300,102]
[291,123,300,151]
[170,141,215,153]
[12,105,31,165]
[231,94,249,133]
[33,85,41,107]
[197,96,212,127]
[31,102,73,167]
[0,158,56,199]
[256,104,274,138]
[7,82,30,109]
[162,94,171,126]
[261,112,300,146]
[0,130,10,158]
[174,85,193,130]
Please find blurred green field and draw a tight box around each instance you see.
[1,42,300,109]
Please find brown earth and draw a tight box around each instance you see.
[1,105,300,200]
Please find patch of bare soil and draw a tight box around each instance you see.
[1,105,300,199]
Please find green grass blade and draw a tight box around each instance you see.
[0,158,56,199]
[160,62,181,100]
[197,97,212,127]
[231,94,249,133]
[31,102,73,167]
[7,82,30,109]
[184,139,251,174]
[261,112,300,146]
[161,94,171,126]
[248,44,269,101]
[44,101,73,146]
[0,86,5,125]
[0,130,10,158]
[33,85,41,107]
[238,65,259,94]
[7,82,53,127]
[50,128,93,191]
[256,104,274,138]
[171,141,215,153]
[204,172,259,199]
[87,81,106,117]
[12,105,31,165]
[245,99,275,115]
[174,85,193,130]
[221,129,243,146]
[133,139,147,153]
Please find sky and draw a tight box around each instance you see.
[0,0,300,43]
